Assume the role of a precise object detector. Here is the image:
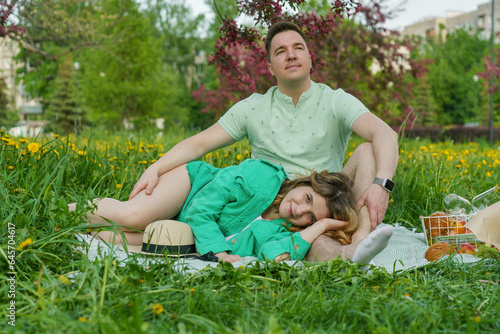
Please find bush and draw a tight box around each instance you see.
[397,126,500,142]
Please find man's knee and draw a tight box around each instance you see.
[344,142,375,180]
[352,142,374,162]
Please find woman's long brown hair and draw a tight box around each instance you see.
[268,171,358,245]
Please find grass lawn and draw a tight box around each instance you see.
[1,128,499,333]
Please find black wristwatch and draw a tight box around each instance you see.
[373,177,395,192]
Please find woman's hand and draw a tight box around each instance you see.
[274,253,291,262]
[214,252,243,263]
[300,219,348,244]
[129,164,160,199]
[317,218,348,232]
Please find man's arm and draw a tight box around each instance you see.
[129,123,236,199]
[351,112,399,228]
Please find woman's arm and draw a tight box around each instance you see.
[271,219,348,262]
[299,219,348,244]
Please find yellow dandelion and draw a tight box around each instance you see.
[116,184,122,189]
[8,166,14,170]
[473,316,481,322]
[18,238,33,250]
[486,172,492,177]
[58,275,70,285]
[239,265,245,270]
[79,317,87,322]
[152,304,164,315]
[236,154,243,161]
[78,151,84,156]
[19,138,28,144]
[190,288,195,293]
[54,134,60,139]
[27,142,40,153]
[139,278,145,284]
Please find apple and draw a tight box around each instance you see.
[457,243,476,255]
[449,218,466,234]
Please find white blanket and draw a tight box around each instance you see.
[74,223,481,275]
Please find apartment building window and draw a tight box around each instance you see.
[478,14,486,30]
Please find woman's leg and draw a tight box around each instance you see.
[69,164,192,244]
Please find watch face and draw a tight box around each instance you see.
[384,179,394,191]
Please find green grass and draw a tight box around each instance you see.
[1,128,499,333]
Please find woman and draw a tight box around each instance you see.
[70,159,389,264]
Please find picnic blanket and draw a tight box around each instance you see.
[74,223,481,275]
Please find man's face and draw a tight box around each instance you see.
[267,30,312,85]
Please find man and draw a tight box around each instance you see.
[129,21,399,261]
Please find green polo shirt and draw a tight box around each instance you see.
[218,81,369,177]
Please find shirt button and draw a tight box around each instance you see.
[294,244,299,251]
[231,239,237,244]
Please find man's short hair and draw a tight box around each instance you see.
[265,21,308,62]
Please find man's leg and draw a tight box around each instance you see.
[306,226,393,264]
[305,143,376,262]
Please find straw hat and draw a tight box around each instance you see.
[119,220,198,257]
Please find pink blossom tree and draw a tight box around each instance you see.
[194,0,428,127]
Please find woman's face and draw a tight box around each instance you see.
[279,186,330,227]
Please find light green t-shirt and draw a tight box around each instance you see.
[218,81,369,177]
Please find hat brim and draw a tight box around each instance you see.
[118,243,199,257]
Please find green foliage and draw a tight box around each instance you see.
[44,57,79,135]
[13,0,217,133]
[423,29,490,125]
[1,129,499,332]
[0,78,19,128]
[411,75,439,126]
[77,0,186,129]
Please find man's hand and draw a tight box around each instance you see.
[129,165,160,200]
[357,184,390,230]
[214,252,243,263]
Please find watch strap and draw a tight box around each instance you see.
[373,177,394,192]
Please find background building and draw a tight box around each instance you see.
[0,37,45,136]
[401,0,500,41]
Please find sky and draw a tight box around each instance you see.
[184,0,492,31]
